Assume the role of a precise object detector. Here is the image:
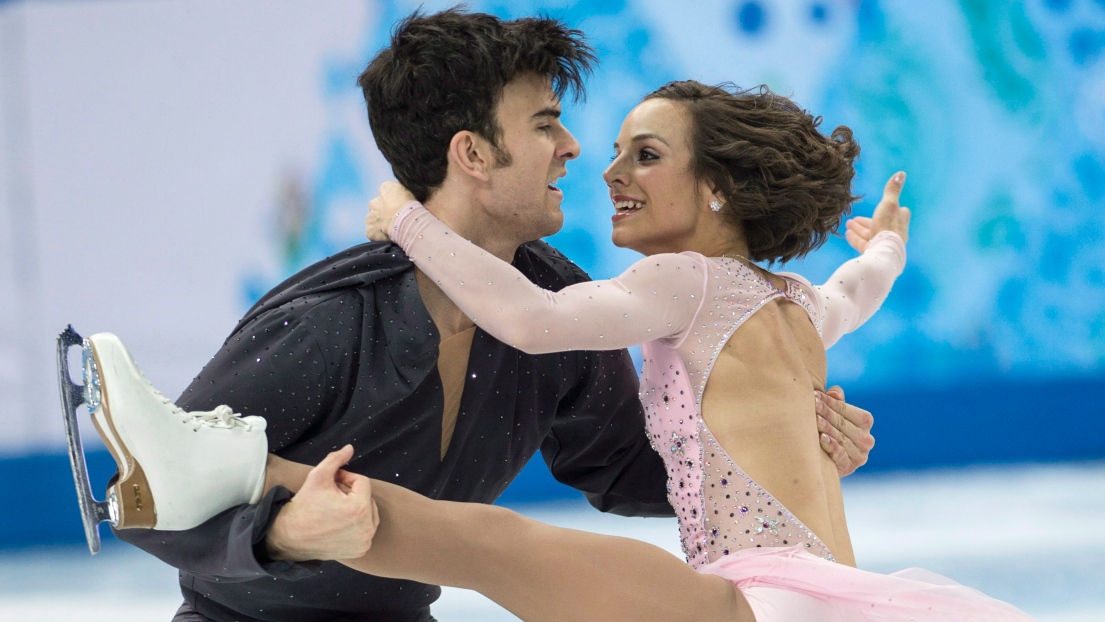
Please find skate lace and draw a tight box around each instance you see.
[138,372,253,431]
[189,405,254,430]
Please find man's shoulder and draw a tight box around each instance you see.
[278,241,413,293]
[236,242,413,330]
[516,240,593,290]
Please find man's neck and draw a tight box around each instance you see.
[415,191,522,339]
[422,193,522,263]
[415,189,529,339]
[414,270,473,340]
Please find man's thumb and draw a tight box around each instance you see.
[304,445,355,490]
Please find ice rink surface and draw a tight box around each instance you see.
[2,460,1102,621]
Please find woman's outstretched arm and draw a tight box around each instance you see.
[387,201,708,354]
[783,172,910,349]
[799,230,905,348]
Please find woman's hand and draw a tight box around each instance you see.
[845,171,911,252]
[365,181,418,241]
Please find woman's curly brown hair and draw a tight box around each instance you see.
[644,81,860,263]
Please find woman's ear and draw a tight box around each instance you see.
[704,177,736,213]
[699,181,724,213]
[447,131,492,183]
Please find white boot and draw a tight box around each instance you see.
[83,332,268,530]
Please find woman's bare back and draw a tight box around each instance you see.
[702,282,856,566]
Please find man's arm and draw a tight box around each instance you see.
[541,349,673,517]
[543,361,877,513]
[112,303,342,580]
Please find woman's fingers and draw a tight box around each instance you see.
[365,197,391,241]
[844,228,868,253]
[868,171,910,243]
[365,181,418,241]
[380,180,417,206]
[845,218,872,248]
[850,215,873,228]
[846,217,872,236]
[882,171,905,204]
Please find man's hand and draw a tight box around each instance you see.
[365,181,418,241]
[266,445,379,562]
[845,171,911,252]
[815,387,875,477]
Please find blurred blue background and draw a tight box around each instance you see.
[0,0,1102,552]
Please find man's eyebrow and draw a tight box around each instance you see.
[613,133,670,150]
[532,107,561,120]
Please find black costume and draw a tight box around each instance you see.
[114,241,670,622]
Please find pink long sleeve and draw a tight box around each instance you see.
[781,231,906,349]
[390,203,708,354]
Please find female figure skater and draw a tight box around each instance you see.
[92,82,1033,620]
[273,81,1030,620]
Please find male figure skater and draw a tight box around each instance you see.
[113,9,875,622]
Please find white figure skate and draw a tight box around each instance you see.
[56,327,268,553]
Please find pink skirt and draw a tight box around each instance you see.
[698,546,1034,621]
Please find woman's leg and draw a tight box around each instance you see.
[265,453,754,620]
[263,454,312,493]
[345,479,755,622]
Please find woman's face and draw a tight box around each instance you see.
[603,98,711,255]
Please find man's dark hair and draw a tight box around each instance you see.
[358,8,596,201]
[646,81,861,263]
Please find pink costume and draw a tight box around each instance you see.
[390,203,1033,621]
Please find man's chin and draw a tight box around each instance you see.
[540,210,565,238]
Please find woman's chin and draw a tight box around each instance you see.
[609,230,630,248]
[609,232,646,255]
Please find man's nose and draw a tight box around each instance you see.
[559,129,581,161]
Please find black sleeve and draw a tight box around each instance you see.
[541,349,674,518]
[112,486,321,582]
[112,301,344,580]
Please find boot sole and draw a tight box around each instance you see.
[85,339,158,529]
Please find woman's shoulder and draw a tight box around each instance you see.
[774,269,814,288]
[625,251,712,274]
[774,270,825,326]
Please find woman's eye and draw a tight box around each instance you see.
[637,149,658,162]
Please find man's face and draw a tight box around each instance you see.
[482,73,580,241]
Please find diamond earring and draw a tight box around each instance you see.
[709,200,722,212]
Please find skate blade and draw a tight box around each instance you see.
[83,338,157,530]
[56,326,117,555]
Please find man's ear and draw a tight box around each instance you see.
[447,131,492,182]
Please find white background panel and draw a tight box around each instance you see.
[5,0,372,452]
